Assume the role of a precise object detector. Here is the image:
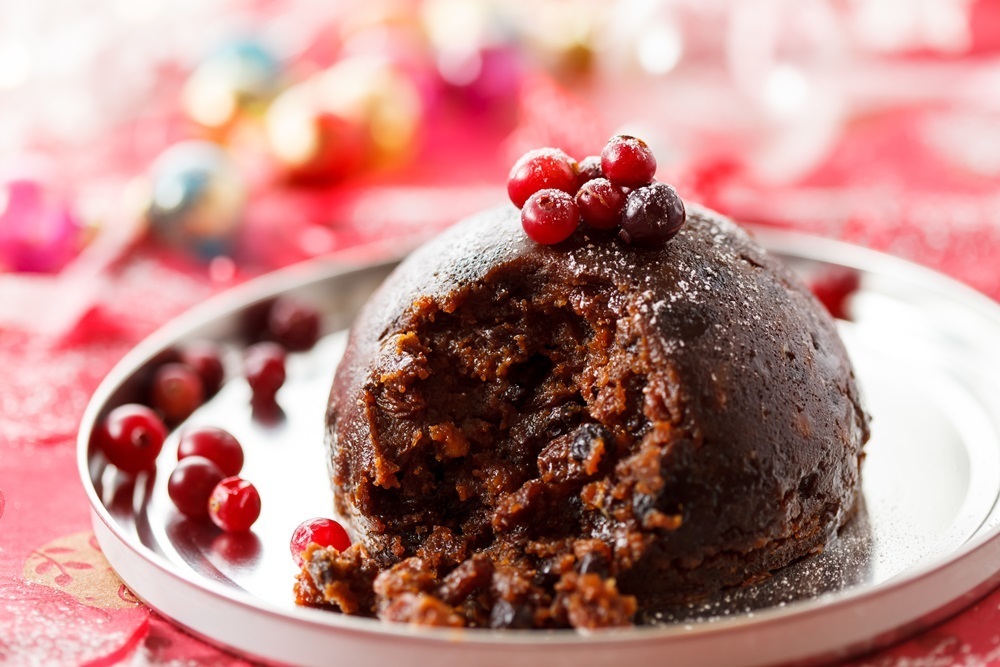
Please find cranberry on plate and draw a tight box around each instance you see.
[181,342,225,397]
[208,477,262,532]
[245,342,286,408]
[267,297,322,352]
[151,363,205,424]
[290,518,352,567]
[168,456,225,519]
[177,426,244,477]
[97,404,167,474]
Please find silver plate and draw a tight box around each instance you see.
[78,230,1000,667]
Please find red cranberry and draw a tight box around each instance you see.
[507,148,578,208]
[245,342,286,407]
[521,189,580,245]
[267,297,321,352]
[177,426,244,477]
[575,178,626,230]
[168,456,225,519]
[181,342,225,397]
[809,268,860,320]
[619,182,686,246]
[151,363,204,424]
[290,518,352,567]
[601,135,656,188]
[98,404,167,474]
[208,477,261,532]
[241,298,277,344]
[576,155,603,189]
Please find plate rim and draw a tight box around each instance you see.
[78,228,1000,649]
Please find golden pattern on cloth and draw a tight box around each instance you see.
[22,530,140,611]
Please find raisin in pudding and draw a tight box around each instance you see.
[294,139,870,630]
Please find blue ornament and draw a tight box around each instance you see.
[182,39,282,129]
[147,141,246,258]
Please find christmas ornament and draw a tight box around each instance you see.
[265,80,367,182]
[315,56,423,167]
[513,2,598,77]
[421,0,524,109]
[436,44,523,112]
[0,177,82,273]
[266,56,422,181]
[146,141,246,257]
[182,40,282,131]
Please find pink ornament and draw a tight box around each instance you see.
[0,178,82,273]
[438,45,523,113]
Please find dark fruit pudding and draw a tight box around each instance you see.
[295,201,870,629]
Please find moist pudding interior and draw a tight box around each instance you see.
[361,266,673,560]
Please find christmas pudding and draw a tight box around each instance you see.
[295,139,870,629]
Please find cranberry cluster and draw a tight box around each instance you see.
[94,296,353,544]
[508,135,686,247]
[97,405,262,531]
[170,427,256,531]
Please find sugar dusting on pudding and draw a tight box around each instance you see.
[294,138,870,630]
